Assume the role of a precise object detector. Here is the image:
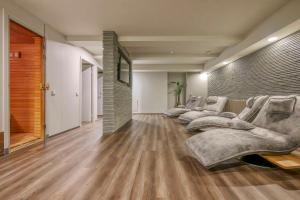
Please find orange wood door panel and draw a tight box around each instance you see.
[9,20,44,141]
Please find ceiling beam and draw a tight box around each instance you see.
[66,35,103,56]
[94,55,103,59]
[118,35,241,43]
[66,35,241,45]
[132,53,217,58]
[132,54,215,65]
[66,35,102,41]
[66,35,103,48]
[133,64,203,72]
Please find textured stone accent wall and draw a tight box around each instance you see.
[208,31,300,99]
[103,31,132,133]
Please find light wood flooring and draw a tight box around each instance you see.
[10,133,41,149]
[0,115,300,200]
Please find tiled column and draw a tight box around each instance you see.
[103,31,132,134]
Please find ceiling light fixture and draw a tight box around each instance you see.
[200,72,208,81]
[223,61,229,65]
[268,37,278,42]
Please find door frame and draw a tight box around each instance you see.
[7,18,47,152]
[79,58,94,126]
[97,69,103,117]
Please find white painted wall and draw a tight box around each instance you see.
[46,41,100,136]
[0,8,4,135]
[132,72,206,113]
[92,66,98,121]
[186,73,208,99]
[0,0,102,148]
[0,0,47,148]
[167,73,186,109]
[132,72,168,113]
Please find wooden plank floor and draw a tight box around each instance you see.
[10,133,40,149]
[1,115,300,200]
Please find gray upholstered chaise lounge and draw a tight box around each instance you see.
[164,96,204,117]
[178,96,228,124]
[186,95,300,169]
[187,95,269,132]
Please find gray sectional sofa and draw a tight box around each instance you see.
[185,95,300,169]
[187,95,269,132]
[178,96,228,124]
[164,96,204,117]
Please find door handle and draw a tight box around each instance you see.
[45,83,50,90]
[40,83,50,91]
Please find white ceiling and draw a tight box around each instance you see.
[13,0,291,71]
[66,36,104,63]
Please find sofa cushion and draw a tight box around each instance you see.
[206,96,218,104]
[186,96,204,109]
[187,116,255,132]
[185,128,297,168]
[163,108,191,117]
[231,118,255,130]
[246,97,255,108]
[178,110,219,123]
[219,112,237,119]
[204,96,228,112]
[187,116,232,131]
[192,107,204,111]
[266,96,296,114]
[164,96,204,117]
[253,95,300,143]
[237,95,269,122]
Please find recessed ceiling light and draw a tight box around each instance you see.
[268,37,278,42]
[200,72,208,81]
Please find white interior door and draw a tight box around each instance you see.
[97,75,103,116]
[81,67,92,122]
[132,73,142,113]
[46,41,81,136]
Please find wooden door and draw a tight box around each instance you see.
[9,20,45,148]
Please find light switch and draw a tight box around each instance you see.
[51,90,56,96]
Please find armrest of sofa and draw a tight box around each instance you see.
[218,112,237,119]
